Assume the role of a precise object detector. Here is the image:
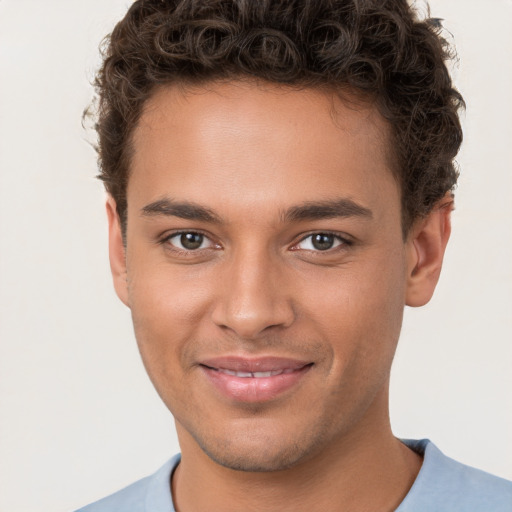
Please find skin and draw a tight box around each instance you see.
[107,81,452,511]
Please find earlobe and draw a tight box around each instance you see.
[405,194,453,307]
[106,197,130,307]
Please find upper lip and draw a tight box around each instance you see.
[200,356,312,373]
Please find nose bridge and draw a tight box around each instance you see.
[212,241,294,338]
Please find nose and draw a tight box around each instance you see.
[211,248,295,339]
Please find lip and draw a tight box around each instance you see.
[200,356,313,403]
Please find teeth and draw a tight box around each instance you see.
[217,368,286,378]
[253,371,273,378]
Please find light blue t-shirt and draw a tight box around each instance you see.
[75,439,512,511]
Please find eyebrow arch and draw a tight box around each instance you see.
[141,197,372,224]
[141,198,222,223]
[283,198,373,223]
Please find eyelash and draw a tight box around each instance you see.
[159,230,353,254]
[291,232,353,252]
[160,230,219,254]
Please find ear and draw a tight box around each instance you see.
[106,196,129,307]
[405,194,453,307]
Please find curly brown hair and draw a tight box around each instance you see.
[93,0,464,236]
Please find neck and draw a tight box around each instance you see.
[171,390,422,512]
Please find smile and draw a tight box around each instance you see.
[209,367,300,378]
[199,357,313,403]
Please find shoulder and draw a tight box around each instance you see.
[73,454,180,512]
[398,439,512,512]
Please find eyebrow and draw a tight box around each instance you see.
[283,199,373,223]
[141,198,222,223]
[140,197,373,224]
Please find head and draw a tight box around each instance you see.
[94,0,464,239]
[93,0,464,472]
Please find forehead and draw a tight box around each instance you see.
[128,80,399,225]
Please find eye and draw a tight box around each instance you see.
[166,232,214,251]
[294,233,347,251]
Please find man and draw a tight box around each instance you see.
[76,0,512,510]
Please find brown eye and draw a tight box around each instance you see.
[294,233,346,252]
[311,233,335,250]
[180,233,203,250]
[167,232,212,251]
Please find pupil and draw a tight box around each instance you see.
[181,233,203,250]
[312,233,334,250]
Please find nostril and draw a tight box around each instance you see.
[210,263,295,337]
[211,304,295,339]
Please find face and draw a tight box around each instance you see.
[112,81,417,472]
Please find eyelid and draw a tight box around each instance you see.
[290,231,353,251]
[160,229,221,251]
[158,229,352,253]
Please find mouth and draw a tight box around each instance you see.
[206,367,300,378]
[199,357,313,403]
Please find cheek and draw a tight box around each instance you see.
[126,259,213,388]
[302,248,407,374]
[127,249,214,326]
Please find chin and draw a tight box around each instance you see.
[201,443,308,473]
[189,420,328,473]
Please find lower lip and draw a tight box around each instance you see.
[201,365,312,403]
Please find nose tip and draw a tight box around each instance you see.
[211,256,295,339]
[212,298,292,339]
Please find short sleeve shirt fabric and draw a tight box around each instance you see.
[74,439,512,511]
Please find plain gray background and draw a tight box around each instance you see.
[0,1,511,511]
